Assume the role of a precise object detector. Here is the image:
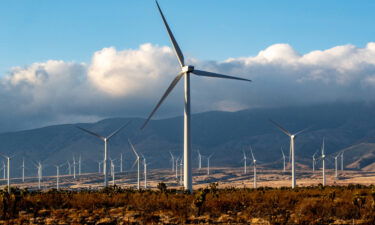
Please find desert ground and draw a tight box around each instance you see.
[2,166,374,191]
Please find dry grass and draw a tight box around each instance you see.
[0,184,375,224]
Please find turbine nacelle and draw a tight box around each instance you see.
[182,65,194,73]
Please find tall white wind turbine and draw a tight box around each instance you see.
[141,0,251,192]
[67,160,71,175]
[76,121,131,187]
[55,163,64,190]
[120,153,123,173]
[34,161,43,190]
[141,155,148,189]
[0,153,16,193]
[250,148,257,188]
[78,155,82,176]
[21,157,25,183]
[110,158,116,186]
[270,119,308,188]
[129,140,140,190]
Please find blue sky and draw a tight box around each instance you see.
[0,0,374,75]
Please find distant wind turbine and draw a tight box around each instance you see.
[281,147,286,173]
[0,153,16,193]
[169,151,175,172]
[78,155,82,176]
[197,150,202,170]
[120,153,123,173]
[207,154,214,176]
[250,148,257,189]
[76,121,131,187]
[141,0,251,192]
[242,150,247,174]
[110,158,116,186]
[21,158,25,183]
[55,163,65,190]
[129,139,140,190]
[312,149,319,173]
[321,138,326,186]
[270,119,308,188]
[141,155,148,189]
[73,155,76,179]
[2,161,5,179]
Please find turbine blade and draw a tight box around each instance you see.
[155,0,184,67]
[281,147,285,157]
[294,126,311,136]
[141,72,184,129]
[131,159,138,170]
[250,147,255,161]
[269,119,291,136]
[321,138,325,155]
[192,70,251,82]
[76,126,105,141]
[289,141,292,163]
[106,121,132,140]
[128,139,139,158]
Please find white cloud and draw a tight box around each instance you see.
[1,42,375,132]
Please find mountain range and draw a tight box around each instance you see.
[1,101,375,176]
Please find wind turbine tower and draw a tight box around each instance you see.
[169,152,175,172]
[129,140,140,190]
[321,139,326,186]
[0,154,15,193]
[141,0,251,192]
[281,147,286,173]
[250,148,257,188]
[207,154,214,175]
[242,150,247,174]
[270,120,308,188]
[76,121,131,187]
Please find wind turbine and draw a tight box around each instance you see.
[55,163,65,190]
[270,119,308,188]
[0,153,16,193]
[169,151,175,172]
[128,140,140,190]
[34,161,43,190]
[76,121,131,187]
[120,153,123,173]
[207,154,214,176]
[78,155,82,176]
[250,148,257,188]
[197,150,202,170]
[110,158,116,186]
[141,0,251,192]
[97,160,103,173]
[73,155,76,179]
[2,161,5,179]
[242,150,247,174]
[312,149,319,173]
[141,155,148,189]
[67,160,71,175]
[21,157,25,183]
[321,138,326,186]
[281,147,286,173]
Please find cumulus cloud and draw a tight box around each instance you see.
[1,42,375,132]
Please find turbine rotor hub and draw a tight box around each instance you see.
[182,65,194,73]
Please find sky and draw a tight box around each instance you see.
[0,0,375,132]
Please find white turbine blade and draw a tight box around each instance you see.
[0,153,9,159]
[106,121,132,140]
[281,147,285,157]
[128,139,139,158]
[155,0,184,67]
[141,72,184,129]
[294,126,311,136]
[131,158,139,169]
[250,147,255,161]
[76,126,105,141]
[269,119,291,136]
[192,70,251,82]
[321,138,325,155]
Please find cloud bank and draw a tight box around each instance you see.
[1,42,375,132]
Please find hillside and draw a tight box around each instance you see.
[1,102,375,176]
